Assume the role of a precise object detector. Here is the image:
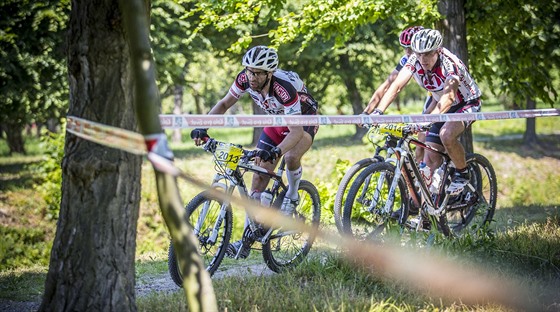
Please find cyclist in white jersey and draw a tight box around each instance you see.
[361,25,432,163]
[374,29,482,195]
[191,46,319,258]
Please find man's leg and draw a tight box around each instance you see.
[440,121,470,194]
[415,131,426,163]
[439,121,466,169]
[281,132,312,214]
[423,142,444,173]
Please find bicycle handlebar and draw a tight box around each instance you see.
[201,137,259,163]
[202,138,217,153]
[366,123,432,138]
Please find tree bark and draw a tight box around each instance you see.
[4,122,25,155]
[437,0,474,153]
[437,0,468,63]
[252,102,264,146]
[523,97,538,145]
[172,83,184,143]
[40,1,141,311]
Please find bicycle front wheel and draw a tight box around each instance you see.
[342,162,409,241]
[262,180,321,273]
[168,191,232,286]
[334,158,379,232]
[439,153,497,235]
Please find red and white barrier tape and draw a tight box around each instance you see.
[67,109,559,154]
[67,116,147,154]
[159,109,559,129]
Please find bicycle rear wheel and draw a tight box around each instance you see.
[334,158,379,232]
[262,180,321,273]
[168,191,232,286]
[342,162,409,241]
[439,153,497,235]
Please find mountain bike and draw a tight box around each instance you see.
[341,123,497,239]
[168,138,321,286]
[333,126,396,232]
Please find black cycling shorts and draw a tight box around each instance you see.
[425,99,481,146]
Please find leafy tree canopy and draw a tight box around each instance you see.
[0,0,70,127]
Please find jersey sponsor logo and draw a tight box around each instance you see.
[418,69,445,91]
[273,82,290,102]
[239,72,248,84]
[286,106,299,115]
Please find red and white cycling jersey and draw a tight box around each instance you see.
[404,48,481,106]
[229,69,318,116]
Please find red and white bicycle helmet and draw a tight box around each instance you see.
[411,29,443,53]
[399,26,424,47]
[242,46,279,72]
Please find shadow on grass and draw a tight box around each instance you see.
[168,145,207,160]
[474,134,560,160]
[0,162,37,192]
[481,207,560,308]
[493,204,560,226]
[312,134,360,149]
[0,270,46,302]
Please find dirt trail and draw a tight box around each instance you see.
[0,263,273,311]
[136,263,273,297]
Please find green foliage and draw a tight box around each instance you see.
[0,0,70,127]
[271,0,440,50]
[0,226,51,270]
[467,0,560,106]
[31,128,65,220]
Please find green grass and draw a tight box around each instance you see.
[0,105,559,310]
[0,266,46,302]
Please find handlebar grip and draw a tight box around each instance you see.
[203,138,216,153]
[243,149,258,161]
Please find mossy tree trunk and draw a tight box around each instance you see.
[39,1,141,311]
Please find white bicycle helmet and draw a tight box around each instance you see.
[242,46,279,72]
[411,29,443,53]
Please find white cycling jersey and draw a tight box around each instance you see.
[404,48,481,106]
[228,69,317,116]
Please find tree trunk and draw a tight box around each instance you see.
[523,97,538,145]
[252,102,264,146]
[437,0,474,153]
[172,83,184,143]
[437,0,468,63]
[4,122,26,155]
[338,53,367,140]
[39,1,142,311]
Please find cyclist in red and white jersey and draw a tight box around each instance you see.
[191,45,319,258]
[362,26,432,163]
[362,26,426,116]
[374,29,482,195]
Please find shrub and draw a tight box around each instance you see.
[31,125,65,220]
